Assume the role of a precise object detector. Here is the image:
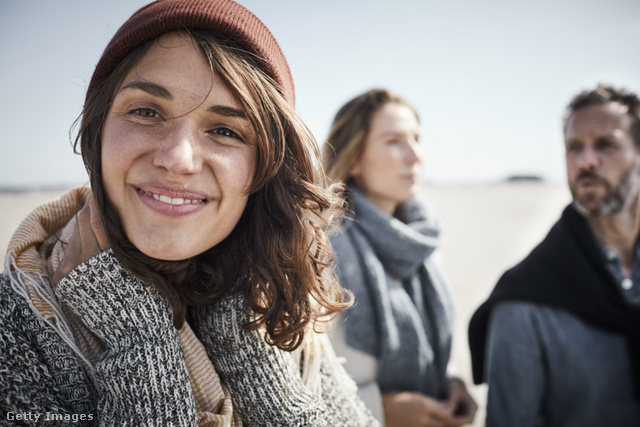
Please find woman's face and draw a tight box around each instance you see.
[349,102,422,214]
[101,32,257,260]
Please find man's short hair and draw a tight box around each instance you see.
[563,84,640,150]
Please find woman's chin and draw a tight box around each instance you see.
[398,188,419,203]
[135,242,202,262]
[143,250,190,261]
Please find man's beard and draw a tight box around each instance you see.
[571,161,640,217]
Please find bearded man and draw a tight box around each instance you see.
[469,84,640,427]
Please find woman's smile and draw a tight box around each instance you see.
[135,184,210,217]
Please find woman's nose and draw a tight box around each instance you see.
[405,139,421,165]
[153,124,202,174]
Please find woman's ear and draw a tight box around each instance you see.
[349,160,362,178]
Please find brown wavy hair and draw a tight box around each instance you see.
[74,30,351,351]
[322,88,419,185]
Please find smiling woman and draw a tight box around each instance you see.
[0,1,377,425]
[100,32,257,262]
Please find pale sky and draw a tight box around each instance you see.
[1,0,639,188]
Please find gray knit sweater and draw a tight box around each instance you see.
[1,250,198,425]
[1,251,377,426]
[192,294,378,426]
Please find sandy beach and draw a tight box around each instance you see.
[0,183,572,426]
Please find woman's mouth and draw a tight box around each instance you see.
[134,185,210,217]
[402,174,418,184]
[145,191,205,205]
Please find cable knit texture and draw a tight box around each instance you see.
[0,275,94,425]
[191,294,380,426]
[57,250,199,424]
[1,251,199,425]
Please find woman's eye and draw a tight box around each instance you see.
[211,127,241,140]
[129,107,160,119]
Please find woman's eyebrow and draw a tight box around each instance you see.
[379,130,409,137]
[119,81,172,99]
[208,105,247,119]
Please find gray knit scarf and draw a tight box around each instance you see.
[333,185,454,398]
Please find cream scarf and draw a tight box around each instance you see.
[4,187,241,426]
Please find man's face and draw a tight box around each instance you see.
[565,102,639,217]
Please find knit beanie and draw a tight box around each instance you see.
[87,0,295,106]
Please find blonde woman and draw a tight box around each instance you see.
[324,89,477,427]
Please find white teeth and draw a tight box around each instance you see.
[146,192,203,205]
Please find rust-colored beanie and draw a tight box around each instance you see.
[87,0,295,106]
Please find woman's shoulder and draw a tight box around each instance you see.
[0,272,76,357]
[0,272,94,417]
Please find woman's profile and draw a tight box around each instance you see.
[324,88,477,427]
